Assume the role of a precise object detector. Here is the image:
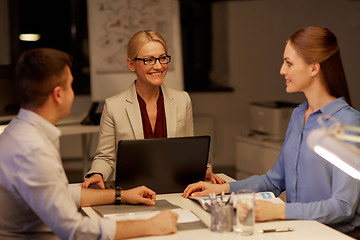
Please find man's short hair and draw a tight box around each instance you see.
[15,48,72,108]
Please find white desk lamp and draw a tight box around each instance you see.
[307,115,360,180]
[0,125,7,135]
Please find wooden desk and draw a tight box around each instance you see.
[81,174,354,240]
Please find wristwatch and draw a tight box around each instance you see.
[115,186,122,205]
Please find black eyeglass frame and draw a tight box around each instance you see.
[134,55,171,65]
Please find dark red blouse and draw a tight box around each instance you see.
[137,89,167,139]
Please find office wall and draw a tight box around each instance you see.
[87,0,184,102]
[0,0,11,65]
[60,0,360,170]
[190,0,360,167]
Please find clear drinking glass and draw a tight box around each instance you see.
[234,189,255,235]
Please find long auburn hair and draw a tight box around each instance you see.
[289,26,352,106]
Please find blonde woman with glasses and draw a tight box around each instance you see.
[82,30,224,189]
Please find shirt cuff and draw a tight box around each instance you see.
[68,184,81,208]
[99,218,117,240]
[85,172,103,179]
[285,203,301,220]
[229,181,241,193]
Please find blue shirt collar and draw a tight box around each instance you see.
[320,97,349,116]
[298,97,349,116]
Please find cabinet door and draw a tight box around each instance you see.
[236,141,280,177]
[235,139,286,202]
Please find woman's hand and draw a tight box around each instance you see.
[205,168,226,184]
[182,181,229,198]
[254,200,285,222]
[80,173,105,189]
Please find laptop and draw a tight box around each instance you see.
[108,136,210,194]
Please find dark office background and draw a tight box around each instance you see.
[5,0,232,96]
[2,0,360,177]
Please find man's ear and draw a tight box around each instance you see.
[51,86,62,104]
[127,58,136,72]
[311,63,320,77]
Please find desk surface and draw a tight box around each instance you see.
[57,124,99,136]
[1,123,99,136]
[83,194,354,240]
[81,174,354,240]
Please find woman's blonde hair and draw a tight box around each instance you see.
[127,30,168,60]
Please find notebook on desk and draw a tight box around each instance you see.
[92,199,207,231]
[106,136,210,194]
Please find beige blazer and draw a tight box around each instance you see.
[87,82,194,181]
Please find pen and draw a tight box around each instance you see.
[209,192,219,209]
[220,191,225,205]
[225,192,234,205]
[258,227,294,233]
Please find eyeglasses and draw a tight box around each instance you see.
[134,55,171,65]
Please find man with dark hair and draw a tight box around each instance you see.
[0,48,178,239]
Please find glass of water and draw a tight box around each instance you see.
[234,189,255,235]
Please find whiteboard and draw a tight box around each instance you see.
[87,0,183,102]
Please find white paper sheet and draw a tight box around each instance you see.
[104,208,200,224]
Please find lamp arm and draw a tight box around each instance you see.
[311,116,360,180]
[334,124,360,144]
[343,124,360,134]
[336,134,360,143]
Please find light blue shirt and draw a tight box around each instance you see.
[0,109,116,239]
[230,97,360,232]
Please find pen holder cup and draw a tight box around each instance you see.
[210,205,233,232]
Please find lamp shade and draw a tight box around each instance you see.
[0,125,7,134]
[307,128,360,180]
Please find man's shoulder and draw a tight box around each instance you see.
[3,120,49,155]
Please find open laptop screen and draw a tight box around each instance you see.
[115,136,210,194]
